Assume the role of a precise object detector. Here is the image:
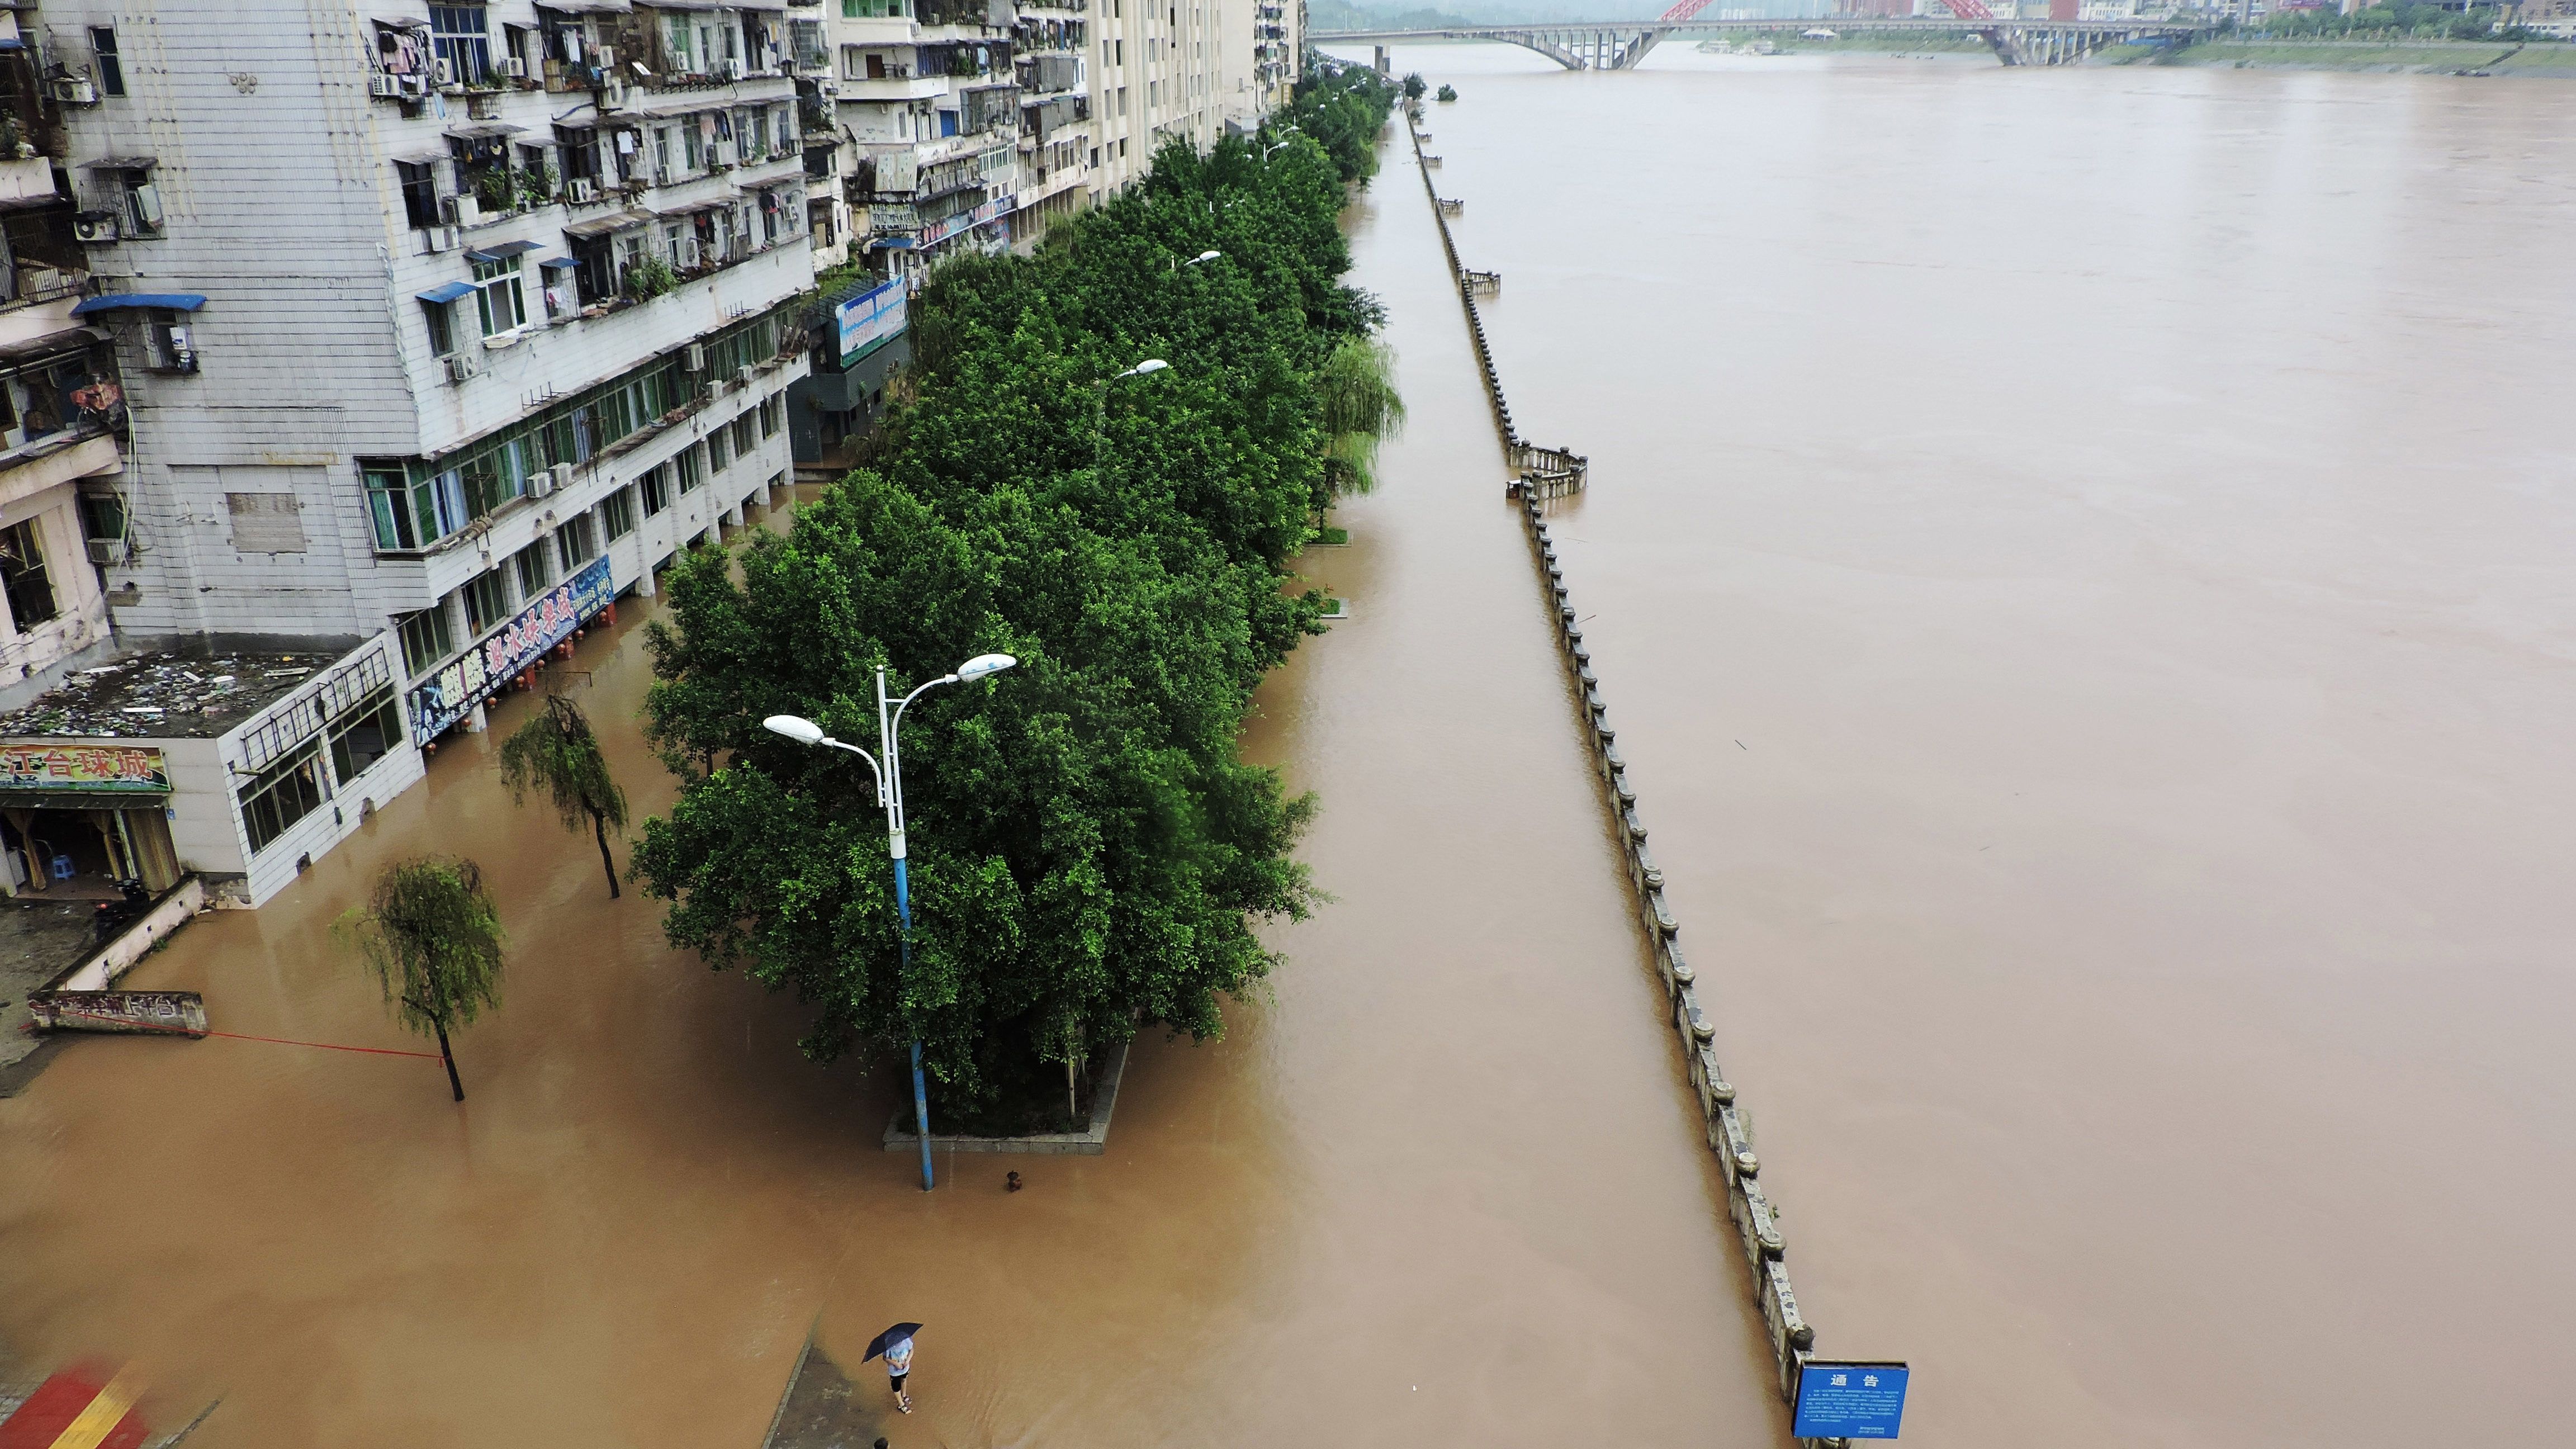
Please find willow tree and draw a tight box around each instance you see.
[498,693,629,898]
[1314,336,1405,509]
[337,856,506,1102]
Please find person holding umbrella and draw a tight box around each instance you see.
[865,1322,922,1414]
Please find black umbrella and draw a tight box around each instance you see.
[864,1323,924,1363]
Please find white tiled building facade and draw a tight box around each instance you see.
[0,0,1291,905]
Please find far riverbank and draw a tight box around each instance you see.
[2098,36,2576,75]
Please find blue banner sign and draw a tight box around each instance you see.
[834,279,907,366]
[409,553,614,738]
[1793,1361,1910,1439]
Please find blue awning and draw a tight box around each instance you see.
[463,239,542,263]
[538,255,579,269]
[414,281,476,304]
[70,293,207,316]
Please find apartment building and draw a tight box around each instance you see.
[0,17,125,712]
[0,0,815,903]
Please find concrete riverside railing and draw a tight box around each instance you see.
[1404,120,1585,500]
[1403,118,1847,1448]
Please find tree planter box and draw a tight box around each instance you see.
[880,1040,1129,1157]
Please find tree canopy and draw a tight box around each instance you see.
[336,856,507,1101]
[498,693,629,898]
[632,91,1397,1118]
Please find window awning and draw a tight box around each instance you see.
[392,145,451,165]
[538,255,580,269]
[0,788,173,811]
[534,0,632,12]
[655,197,733,219]
[0,327,110,368]
[70,293,208,316]
[562,208,655,238]
[463,239,543,262]
[443,122,526,140]
[79,155,157,171]
[415,281,476,304]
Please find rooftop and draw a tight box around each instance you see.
[0,647,344,741]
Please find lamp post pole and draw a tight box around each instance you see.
[765,651,1017,1194]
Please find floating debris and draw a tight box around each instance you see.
[0,648,340,739]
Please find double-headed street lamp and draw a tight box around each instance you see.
[765,650,1017,1192]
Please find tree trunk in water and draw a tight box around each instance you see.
[1067,1056,1078,1124]
[435,1020,464,1102]
[591,809,621,898]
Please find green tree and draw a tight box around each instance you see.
[498,693,631,898]
[631,132,1393,1124]
[336,858,507,1102]
[1402,72,1427,100]
[1314,335,1405,507]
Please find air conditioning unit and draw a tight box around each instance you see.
[442,195,481,226]
[684,342,707,371]
[567,177,598,203]
[504,56,528,79]
[530,466,556,499]
[52,75,98,106]
[735,365,755,391]
[446,352,481,383]
[369,73,402,99]
[86,538,129,567]
[598,46,616,68]
[603,77,629,108]
[425,224,460,253]
[718,58,745,82]
[551,462,576,495]
[72,211,119,244]
[434,58,457,87]
[130,184,163,231]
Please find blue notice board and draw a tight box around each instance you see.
[1793,1361,1910,1439]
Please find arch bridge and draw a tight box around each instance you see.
[1318,7,2206,70]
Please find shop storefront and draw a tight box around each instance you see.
[0,741,179,897]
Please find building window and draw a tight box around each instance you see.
[148,310,197,372]
[732,413,757,456]
[328,685,406,783]
[761,397,782,437]
[0,520,56,632]
[707,426,730,473]
[120,169,161,236]
[461,569,511,634]
[419,297,458,357]
[601,486,636,541]
[677,444,704,491]
[512,539,553,598]
[556,514,598,574]
[91,28,125,98]
[239,742,328,855]
[570,235,618,306]
[397,160,441,230]
[432,4,492,85]
[473,255,525,337]
[683,118,703,173]
[364,463,444,552]
[641,465,669,517]
[397,607,453,678]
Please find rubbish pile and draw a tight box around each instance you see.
[0,650,335,738]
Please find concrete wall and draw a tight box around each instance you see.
[45,873,209,992]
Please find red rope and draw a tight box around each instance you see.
[205,1030,444,1060]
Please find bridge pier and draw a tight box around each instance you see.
[1375,44,1390,74]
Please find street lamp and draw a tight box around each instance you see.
[1095,358,1171,466]
[763,649,1018,1193]
[1184,249,1223,268]
[1116,357,1169,378]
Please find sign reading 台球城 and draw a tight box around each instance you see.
[1792,1360,1910,1439]
[0,742,170,792]
[835,279,907,366]
[408,554,614,740]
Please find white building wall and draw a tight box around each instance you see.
[46,1,815,656]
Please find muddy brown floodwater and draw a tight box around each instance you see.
[0,126,1791,1449]
[1344,39,2576,1448]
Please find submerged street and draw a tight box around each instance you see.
[0,148,1787,1445]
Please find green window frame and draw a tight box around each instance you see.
[239,741,328,855]
[327,684,406,784]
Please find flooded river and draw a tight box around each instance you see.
[1345,41,2576,1448]
[5,49,2572,1448]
